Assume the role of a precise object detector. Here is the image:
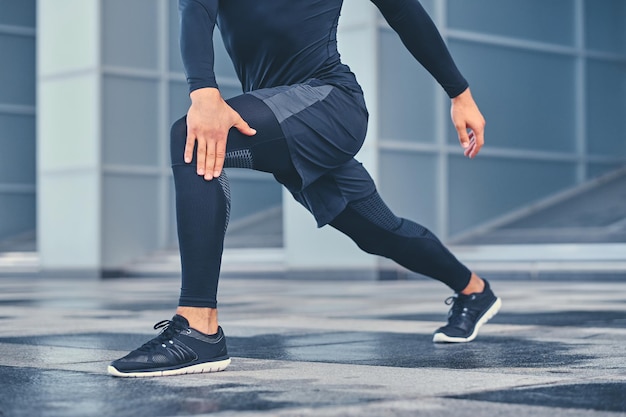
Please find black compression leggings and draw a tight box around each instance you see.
[329,194,471,288]
[171,94,295,307]
[171,94,471,308]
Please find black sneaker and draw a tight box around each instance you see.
[433,279,501,343]
[107,315,231,377]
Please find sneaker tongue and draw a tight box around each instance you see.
[172,314,190,327]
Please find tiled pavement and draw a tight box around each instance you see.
[0,273,625,416]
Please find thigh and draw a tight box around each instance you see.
[224,94,284,151]
[225,94,302,186]
[171,93,288,164]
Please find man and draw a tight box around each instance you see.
[108,0,501,377]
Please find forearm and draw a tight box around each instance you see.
[179,0,219,93]
[371,0,468,98]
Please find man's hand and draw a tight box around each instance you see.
[185,88,256,180]
[450,88,486,159]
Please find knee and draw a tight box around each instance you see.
[170,116,188,165]
[353,234,390,257]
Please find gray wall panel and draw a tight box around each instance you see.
[0,194,35,239]
[586,59,626,157]
[102,0,158,69]
[0,113,36,184]
[0,0,35,26]
[102,75,160,166]
[102,174,160,267]
[0,34,36,106]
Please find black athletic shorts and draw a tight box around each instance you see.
[249,79,376,226]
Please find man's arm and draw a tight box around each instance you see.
[370,0,485,158]
[179,0,218,92]
[178,0,255,180]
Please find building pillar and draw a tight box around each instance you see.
[37,0,102,276]
[37,0,170,277]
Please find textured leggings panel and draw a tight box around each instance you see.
[350,192,438,241]
[217,171,231,234]
[224,149,254,169]
[330,192,471,291]
[350,192,402,231]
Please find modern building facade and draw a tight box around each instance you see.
[1,0,625,276]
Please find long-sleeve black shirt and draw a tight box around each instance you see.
[178,0,468,97]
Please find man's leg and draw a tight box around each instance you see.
[326,180,501,342]
[108,94,297,377]
[172,94,298,335]
[329,192,473,290]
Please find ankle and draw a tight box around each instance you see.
[460,273,485,295]
[176,306,219,335]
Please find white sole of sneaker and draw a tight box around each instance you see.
[432,297,502,343]
[107,358,231,377]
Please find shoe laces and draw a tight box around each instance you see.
[137,319,190,352]
[444,294,478,325]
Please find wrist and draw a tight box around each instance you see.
[451,87,472,103]
[190,87,221,104]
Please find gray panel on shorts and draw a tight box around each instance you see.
[250,84,333,123]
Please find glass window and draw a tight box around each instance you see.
[585,0,626,55]
[448,156,577,235]
[379,30,438,143]
[448,0,575,46]
[448,41,577,153]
